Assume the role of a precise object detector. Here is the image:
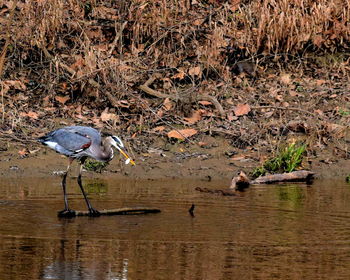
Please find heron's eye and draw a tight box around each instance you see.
[112,136,124,148]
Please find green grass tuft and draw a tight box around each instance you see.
[83,159,108,173]
[252,142,306,178]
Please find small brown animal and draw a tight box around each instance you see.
[230,171,250,191]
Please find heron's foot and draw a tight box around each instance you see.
[88,208,101,217]
[58,209,76,218]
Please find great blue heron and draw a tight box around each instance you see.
[38,125,135,217]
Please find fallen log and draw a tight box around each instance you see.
[195,170,315,196]
[251,170,315,185]
[59,207,161,217]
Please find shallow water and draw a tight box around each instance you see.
[1,176,350,280]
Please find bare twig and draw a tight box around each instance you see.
[108,21,128,57]
[199,94,225,116]
[139,83,170,99]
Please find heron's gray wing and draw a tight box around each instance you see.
[40,128,92,157]
[63,126,102,144]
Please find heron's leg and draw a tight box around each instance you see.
[58,158,76,217]
[77,164,100,217]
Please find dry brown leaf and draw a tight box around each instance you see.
[189,66,201,77]
[275,95,284,102]
[287,121,308,133]
[18,148,29,156]
[76,114,88,120]
[227,112,238,121]
[44,107,56,112]
[198,141,208,147]
[314,109,324,116]
[234,103,251,116]
[184,110,202,124]
[313,35,324,48]
[198,100,212,106]
[167,128,198,140]
[20,111,39,119]
[4,80,27,90]
[92,117,102,127]
[157,109,164,118]
[93,44,109,51]
[172,71,186,80]
[114,100,130,108]
[231,155,246,161]
[152,126,166,132]
[42,95,50,106]
[100,108,119,122]
[70,56,85,70]
[162,78,172,89]
[280,73,291,85]
[163,98,173,111]
[316,79,326,86]
[324,122,346,137]
[55,95,70,105]
[85,27,103,40]
[193,19,203,26]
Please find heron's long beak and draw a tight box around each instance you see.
[116,146,135,166]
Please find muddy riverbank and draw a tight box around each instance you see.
[1,137,349,183]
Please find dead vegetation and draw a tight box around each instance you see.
[0,0,350,165]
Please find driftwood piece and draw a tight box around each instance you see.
[251,170,315,185]
[59,207,161,217]
[196,170,315,197]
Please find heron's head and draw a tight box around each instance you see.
[109,135,135,166]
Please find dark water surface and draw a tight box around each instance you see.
[1,176,350,280]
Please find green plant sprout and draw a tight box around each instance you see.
[252,142,306,178]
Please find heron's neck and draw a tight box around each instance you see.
[96,139,114,162]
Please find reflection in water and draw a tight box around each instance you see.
[42,258,128,280]
[1,178,350,279]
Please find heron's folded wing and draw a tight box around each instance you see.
[49,129,92,155]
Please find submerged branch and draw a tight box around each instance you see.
[72,207,161,217]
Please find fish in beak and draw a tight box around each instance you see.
[117,147,135,166]
[110,136,135,166]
